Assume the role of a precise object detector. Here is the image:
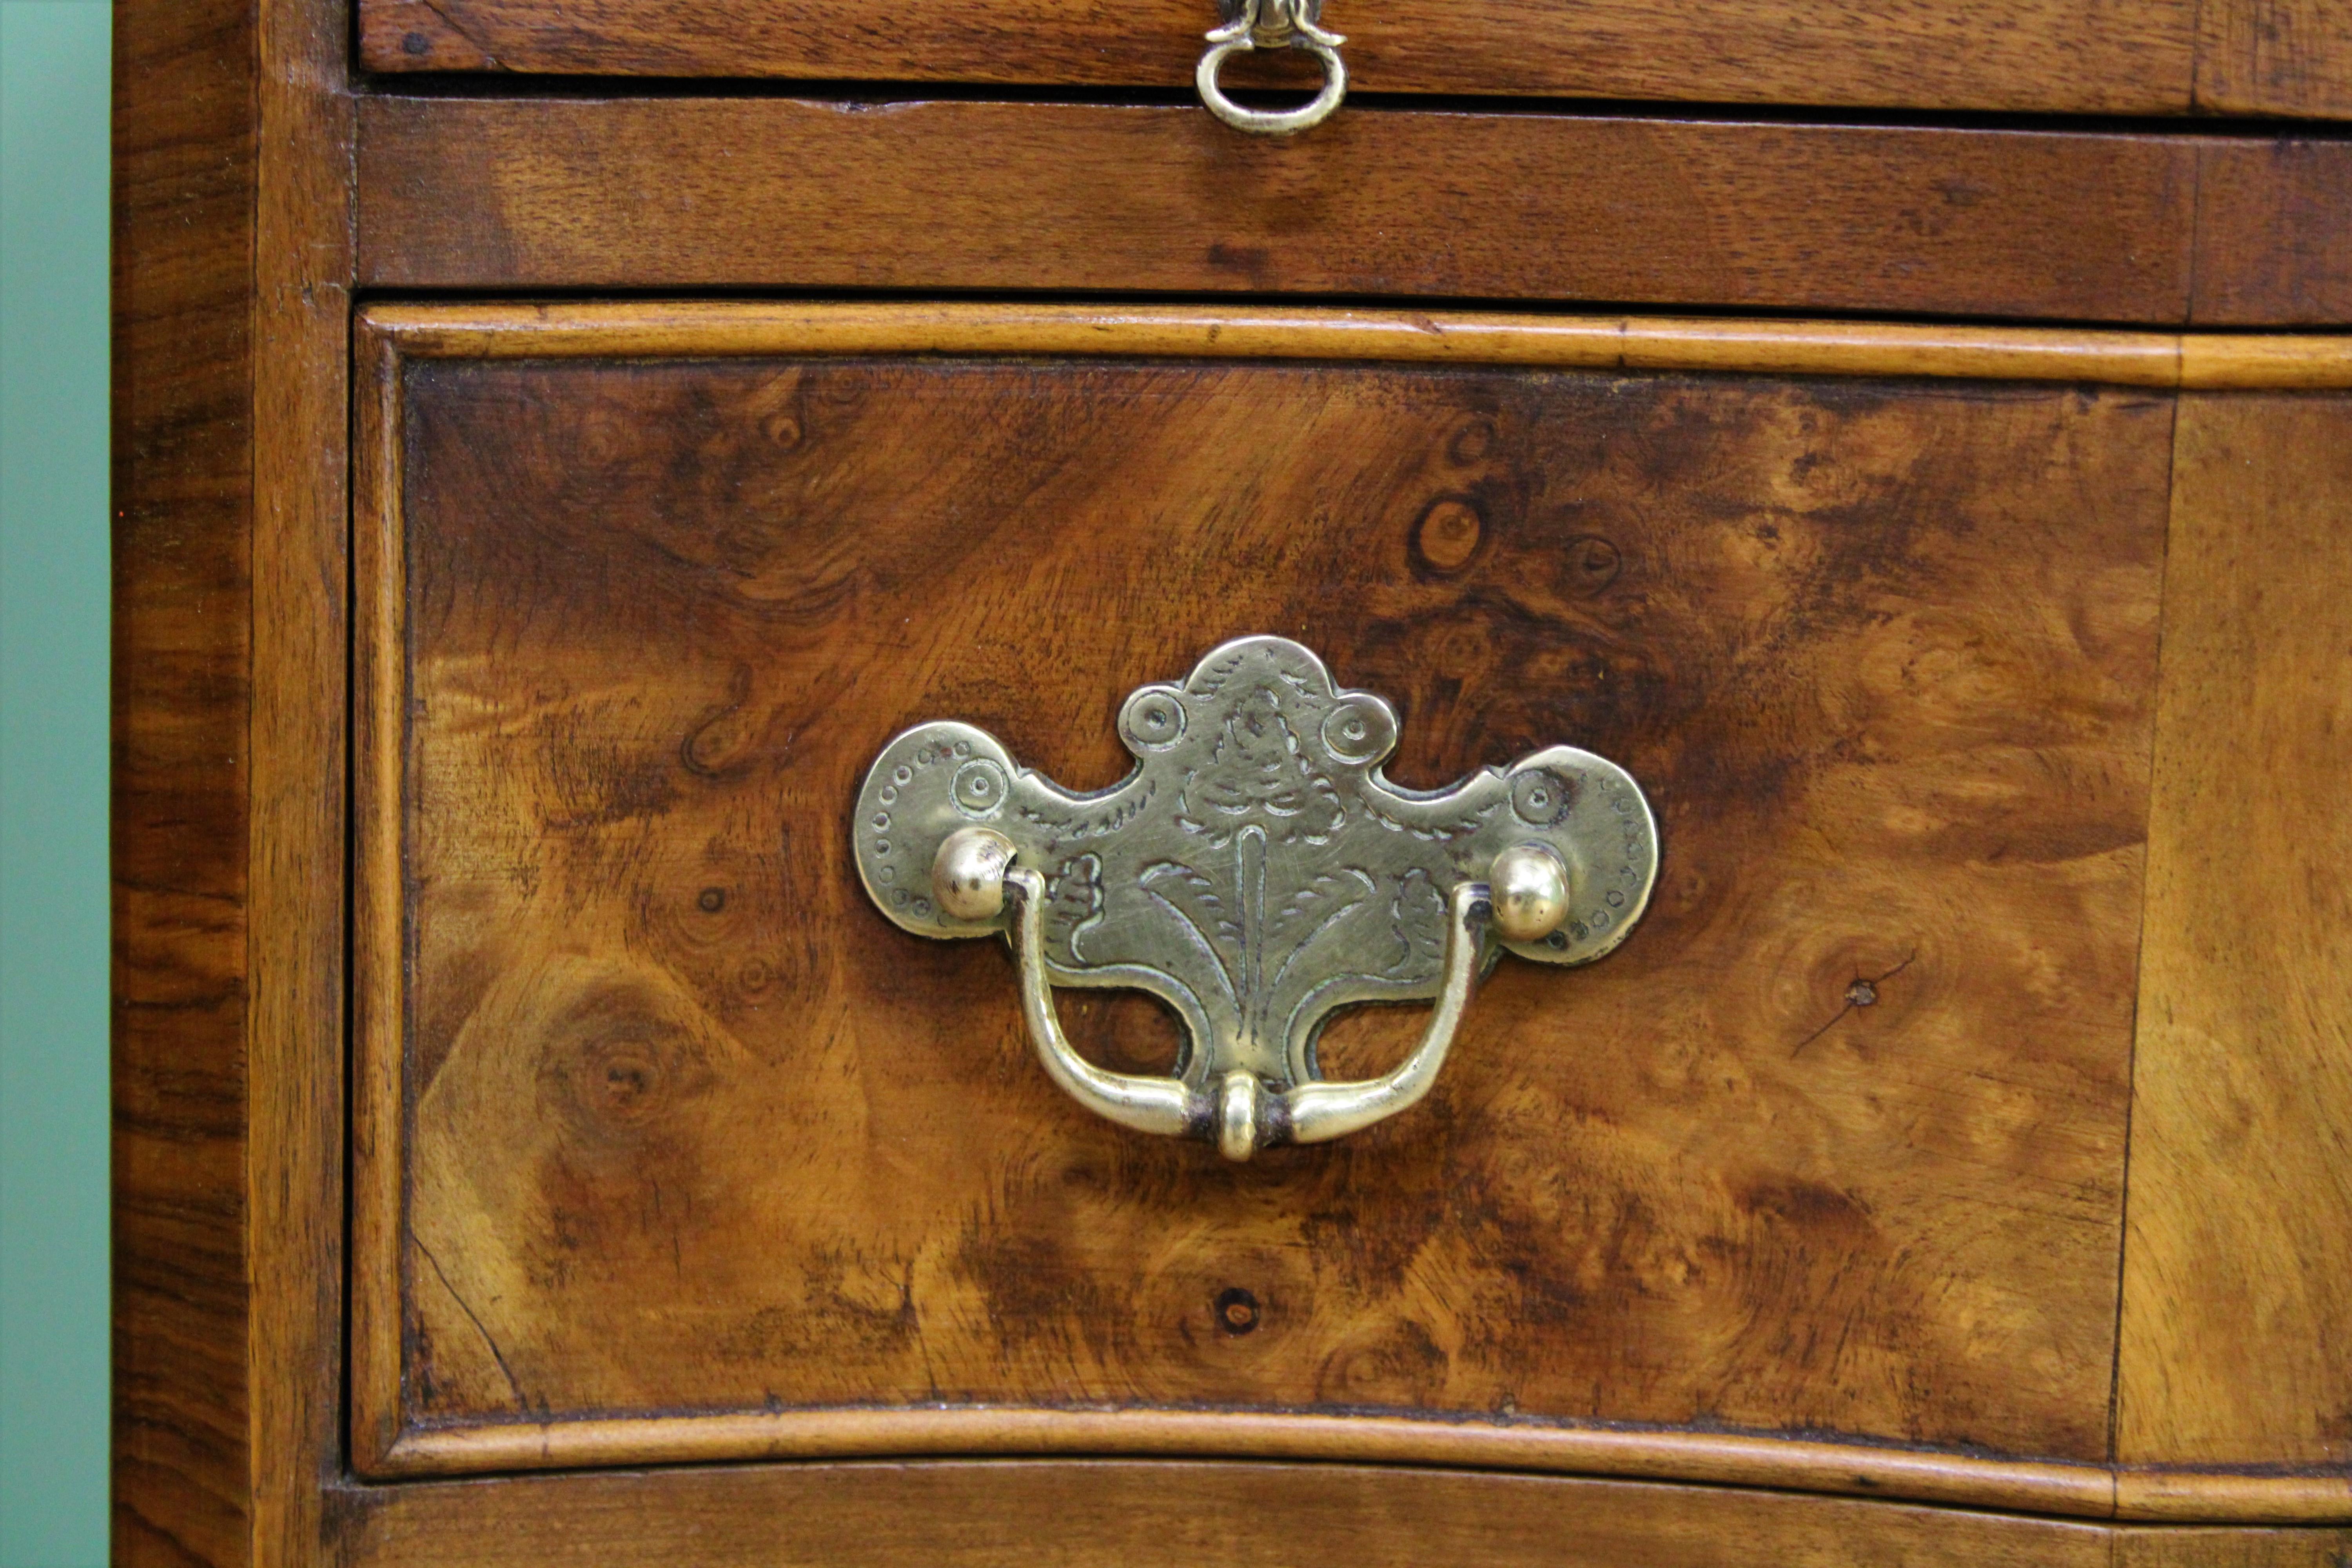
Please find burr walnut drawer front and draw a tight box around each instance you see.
[347,301,2350,1519]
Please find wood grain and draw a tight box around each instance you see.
[350,323,410,1489]
[114,0,352,1562]
[333,1461,2131,1568]
[353,310,2169,1494]
[332,1460,2352,1567]
[355,0,2207,118]
[111,0,257,1560]
[2117,394,2352,1473]
[355,96,2203,323]
[369,1408,2122,1514]
[2112,1523,2352,1567]
[247,0,353,1561]
[2190,140,2352,328]
[358,300,2352,390]
[2196,0,2352,117]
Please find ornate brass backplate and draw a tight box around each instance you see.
[854,636,1658,1158]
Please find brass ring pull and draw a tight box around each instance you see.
[854,637,1659,1161]
[1196,0,1348,136]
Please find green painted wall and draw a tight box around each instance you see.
[0,2,113,1563]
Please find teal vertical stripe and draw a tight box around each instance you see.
[0,3,114,1564]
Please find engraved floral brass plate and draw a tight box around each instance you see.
[854,636,1658,1158]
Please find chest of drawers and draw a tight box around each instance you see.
[116,2,2352,1563]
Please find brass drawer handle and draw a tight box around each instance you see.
[854,637,1659,1160]
[1196,0,1348,135]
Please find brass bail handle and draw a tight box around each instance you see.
[1197,0,1348,135]
[851,637,1662,1163]
[936,831,1579,1160]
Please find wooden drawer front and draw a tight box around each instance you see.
[358,0,2352,120]
[353,304,2177,1498]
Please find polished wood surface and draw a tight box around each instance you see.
[356,97,2207,323]
[247,0,354,1561]
[357,0,2210,117]
[334,1460,2352,1567]
[353,308,2170,1497]
[2189,139,2352,327]
[2197,0,2352,118]
[359,300,2352,390]
[112,0,258,1560]
[2118,394,2352,1484]
[112,0,352,1562]
[113,0,2352,1544]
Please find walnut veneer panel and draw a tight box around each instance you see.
[2118,393,2352,1475]
[358,0,2203,117]
[356,334,2168,1479]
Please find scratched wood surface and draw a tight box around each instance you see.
[359,347,2167,1472]
[354,0,2207,117]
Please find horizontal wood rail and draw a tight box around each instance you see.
[355,96,2352,327]
[357,0,2352,124]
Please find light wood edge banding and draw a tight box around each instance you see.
[349,301,2352,1523]
[376,1408,2115,1515]
[2114,1467,2352,1523]
[350,317,413,1477]
[356,301,2352,388]
[369,1408,2352,1523]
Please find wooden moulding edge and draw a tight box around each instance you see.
[363,1407,2352,1523]
[348,314,414,1480]
[346,299,2352,1526]
[354,301,2352,388]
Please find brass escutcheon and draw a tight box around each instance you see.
[853,636,1659,1159]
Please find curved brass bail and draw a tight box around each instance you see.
[1003,866,1196,1142]
[1005,867,1492,1159]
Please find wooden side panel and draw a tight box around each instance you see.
[354,98,2201,324]
[332,1461,2125,1568]
[360,340,2168,1476]
[111,0,256,1561]
[2190,140,2352,329]
[247,0,354,1560]
[2196,0,2352,117]
[2119,393,2352,1468]
[356,0,2203,117]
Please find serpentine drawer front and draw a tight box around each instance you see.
[341,301,2319,1507]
